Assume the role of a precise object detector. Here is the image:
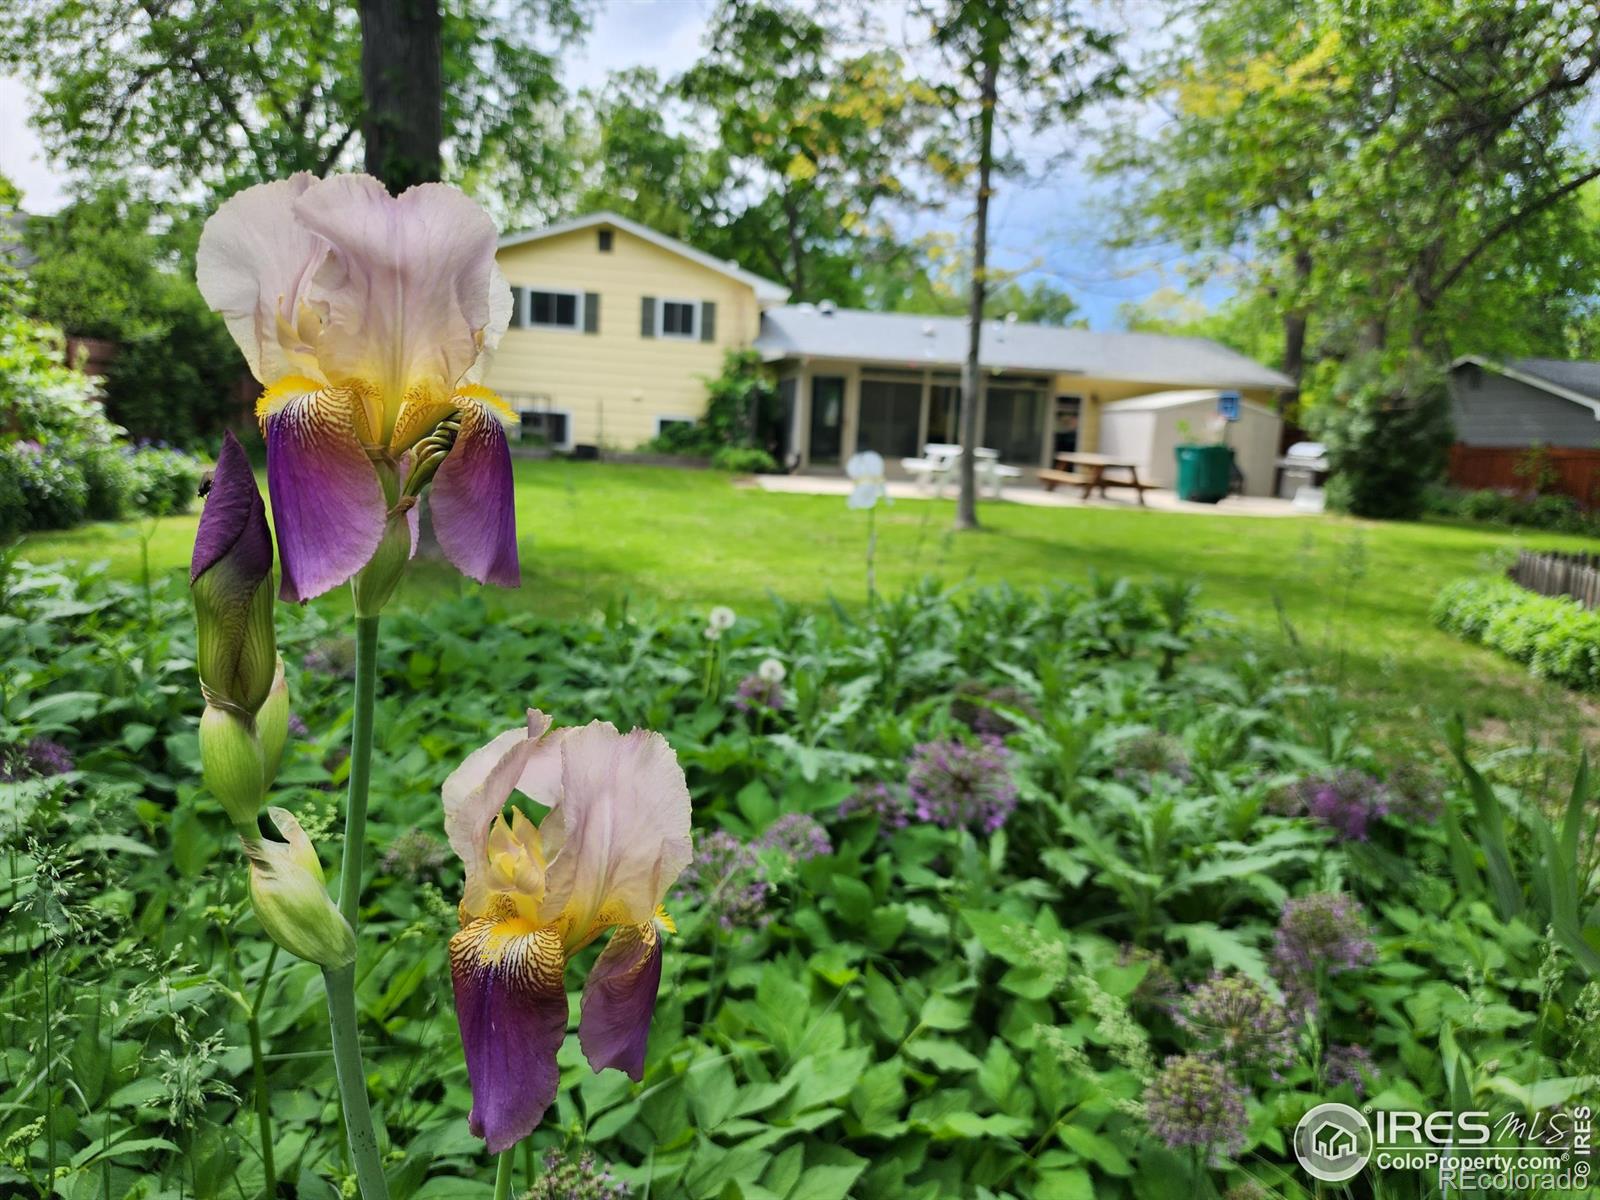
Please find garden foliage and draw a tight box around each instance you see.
[3,563,1598,1198]
[0,298,204,537]
[1432,574,1600,692]
[645,350,779,470]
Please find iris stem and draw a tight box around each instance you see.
[325,613,389,1200]
[325,964,389,1200]
[338,615,380,925]
[493,1146,516,1200]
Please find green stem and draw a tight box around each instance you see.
[249,945,279,1200]
[325,614,388,1200]
[339,615,380,926]
[493,1146,516,1200]
[324,964,389,1200]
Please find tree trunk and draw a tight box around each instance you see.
[1280,247,1312,403]
[956,49,999,531]
[358,0,444,192]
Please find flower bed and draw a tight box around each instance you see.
[3,562,1596,1198]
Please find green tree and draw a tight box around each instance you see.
[584,1,944,306]
[917,0,1121,528]
[1101,0,1600,382]
[23,187,239,442]
[0,0,590,214]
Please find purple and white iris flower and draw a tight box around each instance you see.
[196,173,519,603]
[441,710,693,1153]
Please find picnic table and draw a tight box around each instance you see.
[1038,452,1152,506]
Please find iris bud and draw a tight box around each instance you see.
[192,430,276,714]
[201,705,265,831]
[243,807,356,969]
[256,658,289,786]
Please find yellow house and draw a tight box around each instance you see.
[488,212,1293,492]
[487,212,788,451]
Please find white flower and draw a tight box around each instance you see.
[708,605,737,632]
[757,657,786,684]
[846,450,890,510]
[703,626,721,642]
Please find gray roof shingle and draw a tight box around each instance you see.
[754,305,1294,390]
[1511,358,1600,403]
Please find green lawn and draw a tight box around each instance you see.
[17,458,1597,752]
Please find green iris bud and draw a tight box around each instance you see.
[192,431,277,713]
[256,659,289,786]
[201,704,266,831]
[351,508,414,617]
[243,808,356,970]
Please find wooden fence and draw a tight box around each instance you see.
[1510,549,1600,609]
[1449,444,1600,509]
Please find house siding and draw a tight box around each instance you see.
[1448,366,1600,448]
[486,226,762,450]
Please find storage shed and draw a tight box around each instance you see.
[1096,389,1284,498]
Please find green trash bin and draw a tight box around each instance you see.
[1174,444,1234,503]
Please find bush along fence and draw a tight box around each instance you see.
[1509,548,1600,609]
[1432,573,1600,690]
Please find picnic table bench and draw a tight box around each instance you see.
[1040,452,1153,506]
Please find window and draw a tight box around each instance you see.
[857,378,921,458]
[985,385,1047,463]
[597,229,614,252]
[654,416,694,436]
[659,299,698,339]
[528,289,581,330]
[518,410,571,449]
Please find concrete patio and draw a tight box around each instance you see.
[751,472,1310,517]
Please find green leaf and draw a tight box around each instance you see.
[862,968,907,1040]
[1034,1166,1095,1200]
[1447,716,1523,921]
[788,1147,867,1200]
[1056,1124,1133,1176]
[1166,922,1269,981]
[849,1061,906,1129]
[918,992,970,1031]
[904,1037,982,1073]
[692,1060,739,1131]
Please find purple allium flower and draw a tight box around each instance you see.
[1,737,75,781]
[287,712,309,738]
[1174,973,1298,1077]
[1112,731,1192,785]
[1144,1054,1248,1160]
[672,830,771,933]
[1323,1043,1377,1096]
[527,1148,633,1200]
[906,735,1018,834]
[950,682,1036,738]
[1271,892,1376,1009]
[755,813,832,862]
[379,829,450,881]
[733,673,784,714]
[1279,770,1390,841]
[838,781,910,831]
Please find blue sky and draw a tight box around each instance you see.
[0,0,1201,330]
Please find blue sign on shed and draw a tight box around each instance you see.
[1217,390,1242,422]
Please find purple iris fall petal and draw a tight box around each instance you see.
[449,916,569,1154]
[192,430,272,585]
[578,923,663,1080]
[264,391,387,603]
[430,401,520,588]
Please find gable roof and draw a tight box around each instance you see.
[1451,355,1600,418]
[497,211,790,304]
[755,306,1294,390]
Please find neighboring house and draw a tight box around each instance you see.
[1447,356,1600,505]
[487,212,1294,491]
[1448,356,1600,448]
[488,211,788,451]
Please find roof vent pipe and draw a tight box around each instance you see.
[818,299,836,316]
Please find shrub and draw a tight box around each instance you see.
[1308,353,1453,519]
[641,350,779,459]
[80,443,137,520]
[709,445,777,473]
[1,441,88,530]
[128,445,203,516]
[1433,574,1600,690]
